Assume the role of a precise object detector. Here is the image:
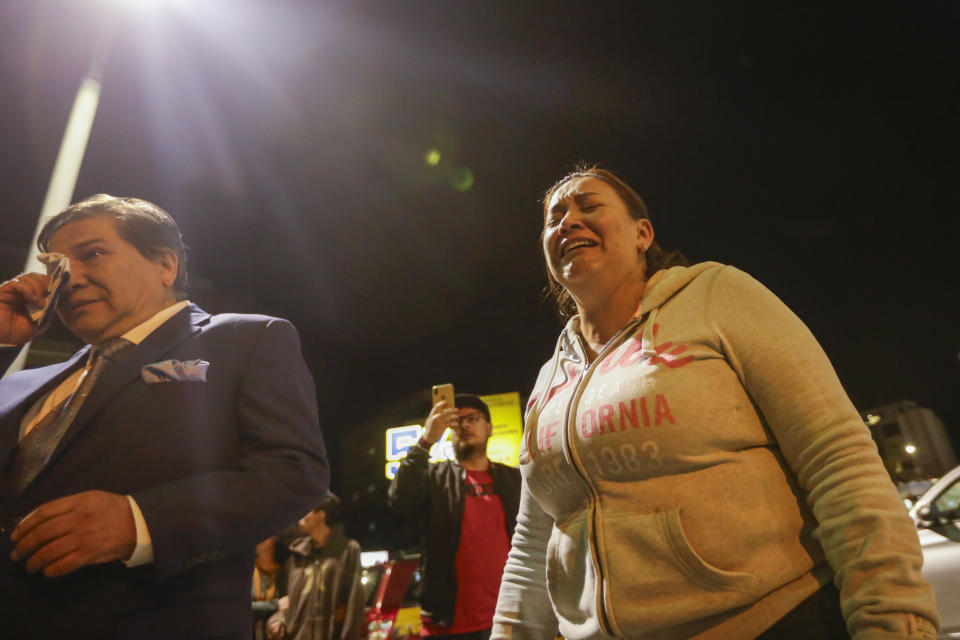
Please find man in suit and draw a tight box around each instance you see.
[0,194,329,639]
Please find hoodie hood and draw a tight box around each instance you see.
[562,261,725,338]
[526,261,728,423]
[639,261,723,314]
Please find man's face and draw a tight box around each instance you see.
[451,407,492,460]
[298,508,326,535]
[49,215,178,345]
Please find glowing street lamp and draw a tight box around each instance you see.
[5,5,124,376]
[24,6,125,275]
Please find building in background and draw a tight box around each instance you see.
[861,401,957,483]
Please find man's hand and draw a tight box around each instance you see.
[423,401,458,446]
[0,272,49,346]
[9,490,137,577]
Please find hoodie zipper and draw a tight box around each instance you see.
[558,314,646,637]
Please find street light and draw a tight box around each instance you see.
[5,0,269,377]
[4,5,121,376]
[26,7,121,274]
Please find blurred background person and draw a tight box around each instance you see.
[268,492,363,640]
[253,536,287,640]
[389,393,522,640]
[492,167,939,640]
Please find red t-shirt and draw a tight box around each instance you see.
[422,468,511,635]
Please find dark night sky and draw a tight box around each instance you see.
[2,1,958,476]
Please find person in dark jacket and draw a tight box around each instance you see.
[388,393,522,640]
[267,492,363,640]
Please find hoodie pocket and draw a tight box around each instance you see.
[597,507,759,636]
[545,513,596,630]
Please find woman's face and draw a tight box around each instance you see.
[543,176,653,298]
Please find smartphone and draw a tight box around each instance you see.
[432,383,455,408]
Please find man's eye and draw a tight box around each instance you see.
[582,203,599,212]
[81,249,105,260]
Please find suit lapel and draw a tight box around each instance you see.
[40,304,210,481]
[0,349,89,501]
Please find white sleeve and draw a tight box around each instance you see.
[493,479,558,640]
[123,495,154,567]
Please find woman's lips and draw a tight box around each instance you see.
[560,238,598,257]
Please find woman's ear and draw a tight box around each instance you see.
[636,218,654,251]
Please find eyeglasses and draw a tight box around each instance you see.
[458,413,487,425]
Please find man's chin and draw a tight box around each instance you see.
[62,319,112,345]
[454,442,485,461]
[63,322,96,342]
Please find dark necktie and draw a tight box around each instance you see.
[10,337,134,495]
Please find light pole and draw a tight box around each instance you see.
[4,6,121,376]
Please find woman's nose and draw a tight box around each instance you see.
[557,209,584,235]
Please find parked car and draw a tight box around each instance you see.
[910,464,960,639]
[362,556,422,640]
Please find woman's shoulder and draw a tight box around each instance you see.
[665,262,771,299]
[703,263,781,301]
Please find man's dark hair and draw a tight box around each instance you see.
[37,194,189,300]
[314,491,342,525]
[454,393,490,422]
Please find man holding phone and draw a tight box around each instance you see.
[0,194,329,639]
[388,392,521,640]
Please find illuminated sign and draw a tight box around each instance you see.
[384,424,454,480]
[384,392,524,479]
[360,550,389,567]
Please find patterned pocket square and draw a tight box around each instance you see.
[141,359,209,383]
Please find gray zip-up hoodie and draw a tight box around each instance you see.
[493,263,938,640]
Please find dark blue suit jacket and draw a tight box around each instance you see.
[0,304,329,639]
